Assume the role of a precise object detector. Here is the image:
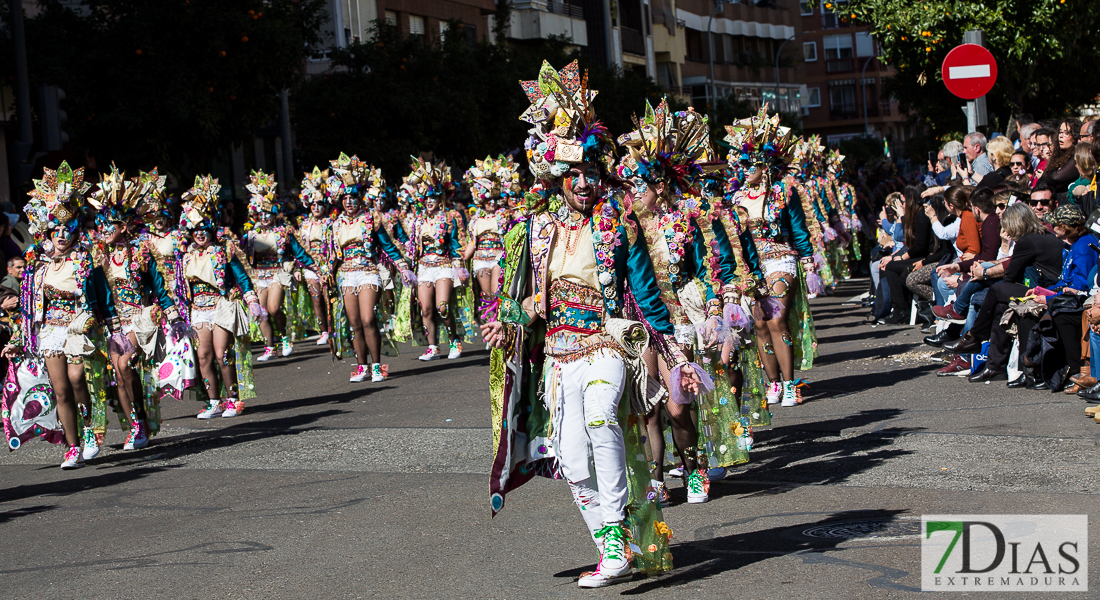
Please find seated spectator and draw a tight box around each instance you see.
[908,195,957,326]
[879,184,934,324]
[1006,150,1033,187]
[945,203,1065,381]
[1042,205,1099,394]
[1069,142,1098,206]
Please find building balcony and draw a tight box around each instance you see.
[825,58,854,73]
[621,27,646,56]
[830,107,858,121]
[509,1,588,46]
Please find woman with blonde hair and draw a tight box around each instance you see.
[986,136,1015,174]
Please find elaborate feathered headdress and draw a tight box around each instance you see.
[519,60,615,181]
[88,163,161,226]
[246,169,279,218]
[723,104,796,173]
[401,158,453,207]
[826,148,846,175]
[26,162,92,242]
[179,175,222,231]
[464,154,522,207]
[615,98,715,198]
[130,168,171,224]
[300,166,329,206]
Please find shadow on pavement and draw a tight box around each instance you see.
[0,504,56,524]
[805,365,936,397]
[0,466,181,504]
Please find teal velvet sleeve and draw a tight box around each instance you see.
[689,219,717,303]
[391,218,409,244]
[143,258,177,312]
[92,265,112,322]
[785,194,815,259]
[707,216,739,286]
[621,214,675,335]
[227,255,255,295]
[740,228,765,282]
[288,234,316,269]
[373,225,406,267]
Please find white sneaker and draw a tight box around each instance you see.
[221,399,240,418]
[280,339,293,357]
[60,445,84,469]
[447,341,462,359]
[686,468,710,504]
[316,332,330,345]
[370,364,385,382]
[667,465,685,478]
[418,346,442,361]
[257,347,276,362]
[766,381,782,405]
[578,524,632,588]
[197,399,224,419]
[781,381,800,407]
[81,428,99,461]
[350,365,369,382]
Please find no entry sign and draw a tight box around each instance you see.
[942,44,998,99]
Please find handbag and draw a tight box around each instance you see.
[2,358,64,449]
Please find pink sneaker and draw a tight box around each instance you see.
[61,445,84,469]
[350,365,369,382]
[418,346,442,361]
[257,346,276,362]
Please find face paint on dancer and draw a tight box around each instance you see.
[98,220,124,244]
[342,194,361,216]
[192,228,214,248]
[260,212,275,227]
[49,226,77,254]
[562,163,602,213]
[425,196,439,214]
[310,202,325,218]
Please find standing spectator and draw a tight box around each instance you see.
[0,214,19,262]
[964,132,995,177]
[1041,118,1084,194]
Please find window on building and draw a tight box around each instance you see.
[803,41,817,62]
[806,87,821,107]
[823,34,854,73]
[385,11,397,27]
[855,32,876,57]
[409,15,425,35]
[724,35,735,65]
[821,0,848,29]
[685,28,706,62]
[800,0,814,15]
[829,82,857,120]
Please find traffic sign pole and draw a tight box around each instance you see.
[963,30,988,127]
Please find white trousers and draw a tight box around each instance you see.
[546,350,628,536]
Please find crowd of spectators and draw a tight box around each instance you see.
[862,113,1100,420]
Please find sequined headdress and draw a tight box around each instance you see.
[464,154,522,207]
[131,168,171,224]
[25,161,92,241]
[327,152,370,200]
[179,175,222,231]
[300,166,329,206]
[826,148,846,175]
[246,169,279,219]
[88,163,165,228]
[519,60,615,181]
[723,104,796,173]
[401,158,453,208]
[615,98,715,199]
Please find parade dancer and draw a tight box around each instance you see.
[724,107,818,407]
[87,166,185,453]
[462,155,521,318]
[485,61,700,588]
[328,154,414,383]
[178,176,263,419]
[400,158,473,361]
[242,170,315,362]
[614,99,737,506]
[3,163,107,468]
[297,167,335,346]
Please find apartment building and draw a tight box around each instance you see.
[798,0,907,145]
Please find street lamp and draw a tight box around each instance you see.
[706,0,725,120]
[774,33,796,114]
[860,55,879,137]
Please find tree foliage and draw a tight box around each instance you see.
[291,26,684,180]
[13,0,327,177]
[847,0,1100,137]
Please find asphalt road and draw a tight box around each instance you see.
[2,278,1098,599]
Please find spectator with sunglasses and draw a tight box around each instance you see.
[1007,150,1033,187]
[1031,129,1054,187]
[1029,183,1056,231]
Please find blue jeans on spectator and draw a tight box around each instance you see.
[1091,330,1100,375]
[962,289,988,335]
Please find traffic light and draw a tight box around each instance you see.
[37,85,68,152]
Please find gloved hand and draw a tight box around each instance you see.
[169,320,194,344]
[249,302,268,322]
[401,270,418,287]
[108,331,136,356]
